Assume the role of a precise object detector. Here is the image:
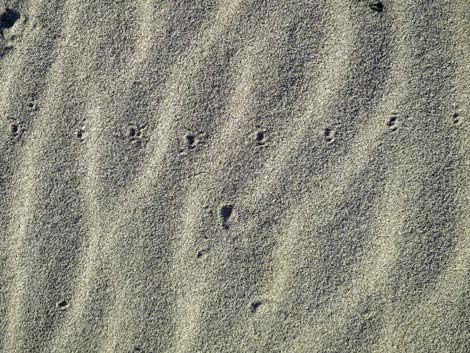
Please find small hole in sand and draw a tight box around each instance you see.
[181,131,206,153]
[196,248,209,258]
[0,8,20,29]
[250,301,262,313]
[387,114,397,130]
[56,299,69,310]
[186,134,195,148]
[220,204,233,229]
[369,2,384,12]
[453,112,460,124]
[129,127,137,138]
[324,128,335,144]
[256,131,265,144]
[10,124,18,136]
[76,127,86,142]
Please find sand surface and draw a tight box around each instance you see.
[0,1,469,352]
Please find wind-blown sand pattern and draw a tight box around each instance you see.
[0,1,469,352]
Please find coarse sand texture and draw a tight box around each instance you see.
[0,1,469,352]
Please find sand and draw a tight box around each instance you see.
[0,1,469,352]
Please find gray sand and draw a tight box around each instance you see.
[0,1,469,352]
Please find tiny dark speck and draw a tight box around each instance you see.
[220,204,233,229]
[196,248,209,258]
[56,299,69,310]
[186,134,195,148]
[324,127,334,143]
[370,2,384,12]
[250,301,262,313]
[10,124,18,135]
[387,114,397,127]
[221,205,232,219]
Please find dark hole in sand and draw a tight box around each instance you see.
[186,134,195,148]
[324,128,334,143]
[10,124,18,136]
[129,127,137,138]
[76,127,86,142]
[387,114,397,128]
[453,112,460,124]
[250,301,262,313]
[369,2,384,12]
[56,299,68,310]
[196,248,209,258]
[256,131,264,143]
[0,9,20,29]
[220,204,233,228]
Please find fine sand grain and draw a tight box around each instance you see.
[0,1,469,352]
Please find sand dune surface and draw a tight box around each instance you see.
[0,1,469,352]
